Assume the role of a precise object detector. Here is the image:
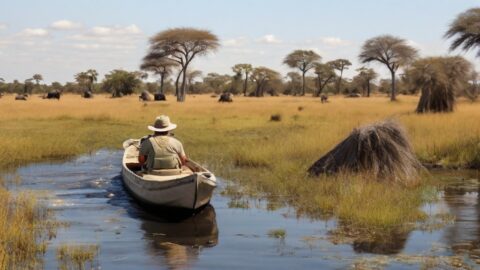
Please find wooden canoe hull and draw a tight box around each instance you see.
[121,142,216,210]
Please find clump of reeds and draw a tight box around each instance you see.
[270,114,282,122]
[57,244,99,270]
[0,187,53,269]
[308,120,423,184]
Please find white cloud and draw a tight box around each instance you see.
[18,28,49,37]
[223,37,247,47]
[320,37,350,47]
[51,20,82,30]
[259,34,281,44]
[0,23,7,30]
[90,24,141,36]
[68,24,143,51]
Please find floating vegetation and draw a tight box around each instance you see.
[268,229,286,239]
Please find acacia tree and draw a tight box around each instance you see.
[250,67,281,97]
[32,74,43,92]
[232,64,253,96]
[313,63,336,97]
[140,58,177,94]
[445,8,480,57]
[145,28,219,102]
[283,50,321,96]
[75,69,98,93]
[355,67,378,97]
[359,35,418,101]
[329,59,351,94]
[102,70,142,97]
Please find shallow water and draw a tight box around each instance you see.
[5,150,480,269]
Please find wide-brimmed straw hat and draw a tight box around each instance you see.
[148,115,177,132]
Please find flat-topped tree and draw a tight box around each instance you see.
[32,74,43,92]
[232,64,253,96]
[359,35,418,101]
[140,58,177,94]
[445,8,480,57]
[250,67,281,97]
[313,63,336,97]
[329,59,351,94]
[145,28,219,102]
[283,50,321,96]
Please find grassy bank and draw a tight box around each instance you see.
[1,94,479,233]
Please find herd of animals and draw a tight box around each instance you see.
[0,90,335,103]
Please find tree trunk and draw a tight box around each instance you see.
[174,69,182,98]
[337,69,344,94]
[390,70,396,101]
[159,73,165,94]
[243,73,248,96]
[301,72,306,96]
[315,75,321,97]
[367,80,371,97]
[178,66,188,102]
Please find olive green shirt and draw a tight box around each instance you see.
[139,135,186,171]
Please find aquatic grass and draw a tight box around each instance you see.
[56,243,99,270]
[0,187,54,269]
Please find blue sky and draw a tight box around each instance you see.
[0,0,479,83]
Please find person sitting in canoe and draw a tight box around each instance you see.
[138,115,187,172]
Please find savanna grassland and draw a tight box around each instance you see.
[1,93,480,246]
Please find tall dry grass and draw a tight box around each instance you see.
[0,93,479,233]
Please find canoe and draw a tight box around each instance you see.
[122,139,217,210]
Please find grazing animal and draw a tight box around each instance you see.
[15,94,27,101]
[218,92,233,102]
[83,91,93,98]
[45,91,61,100]
[154,93,166,101]
[139,90,153,101]
[320,94,328,103]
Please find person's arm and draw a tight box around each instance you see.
[138,155,146,166]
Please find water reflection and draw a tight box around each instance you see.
[140,205,218,269]
[441,171,480,256]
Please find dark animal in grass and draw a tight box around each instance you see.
[346,93,361,98]
[320,94,328,103]
[308,120,423,183]
[154,93,166,101]
[218,92,233,102]
[270,114,282,122]
[44,91,61,100]
[83,91,93,98]
[15,94,28,100]
[139,90,153,101]
[0,92,3,98]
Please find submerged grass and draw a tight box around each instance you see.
[56,243,99,270]
[0,94,480,239]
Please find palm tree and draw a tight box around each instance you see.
[445,8,480,57]
[86,69,98,92]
